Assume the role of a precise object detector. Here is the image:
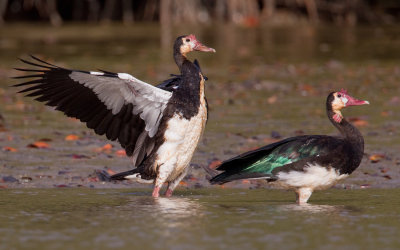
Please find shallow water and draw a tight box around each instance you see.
[0,188,399,250]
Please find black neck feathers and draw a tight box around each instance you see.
[170,36,203,119]
[326,93,364,171]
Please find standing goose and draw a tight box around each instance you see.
[13,34,215,197]
[210,90,369,204]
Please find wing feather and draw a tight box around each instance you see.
[13,56,173,166]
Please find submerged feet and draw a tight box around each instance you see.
[164,188,173,197]
[152,186,161,198]
[295,188,313,205]
[151,186,174,198]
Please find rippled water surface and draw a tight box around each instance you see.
[0,188,400,250]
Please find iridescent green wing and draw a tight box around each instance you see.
[241,137,326,175]
[211,135,340,184]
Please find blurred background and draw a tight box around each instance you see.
[0,0,400,189]
[2,0,400,26]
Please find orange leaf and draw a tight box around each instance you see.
[241,180,250,184]
[179,181,188,187]
[28,141,50,148]
[349,117,369,127]
[2,146,17,152]
[65,134,79,141]
[369,154,385,163]
[208,160,222,169]
[115,150,126,157]
[267,95,277,104]
[106,169,116,175]
[353,120,368,127]
[102,144,113,150]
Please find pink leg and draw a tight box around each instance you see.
[164,188,173,197]
[295,188,313,205]
[152,186,160,198]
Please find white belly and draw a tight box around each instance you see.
[273,163,349,190]
[155,103,207,181]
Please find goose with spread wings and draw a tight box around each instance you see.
[14,34,215,197]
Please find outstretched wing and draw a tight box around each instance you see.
[13,56,173,166]
[210,135,345,184]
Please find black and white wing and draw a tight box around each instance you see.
[13,56,173,166]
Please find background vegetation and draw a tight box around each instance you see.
[1,0,400,26]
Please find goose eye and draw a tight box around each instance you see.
[338,94,341,98]
[186,38,190,42]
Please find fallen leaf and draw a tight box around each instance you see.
[38,138,52,142]
[115,150,126,157]
[187,177,198,182]
[106,168,116,175]
[65,134,80,141]
[369,154,385,163]
[27,141,50,149]
[383,175,392,180]
[267,95,277,104]
[353,120,368,127]
[179,181,188,187]
[93,143,113,153]
[2,146,17,152]
[208,160,222,169]
[380,111,390,117]
[102,144,113,150]
[55,184,69,188]
[349,117,369,127]
[87,177,99,182]
[71,154,90,159]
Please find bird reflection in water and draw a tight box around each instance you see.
[123,195,204,238]
[277,203,360,214]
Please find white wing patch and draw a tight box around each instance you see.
[69,71,172,137]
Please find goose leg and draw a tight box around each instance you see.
[152,186,161,198]
[295,187,313,205]
[164,185,173,197]
[164,167,189,197]
[153,163,175,198]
